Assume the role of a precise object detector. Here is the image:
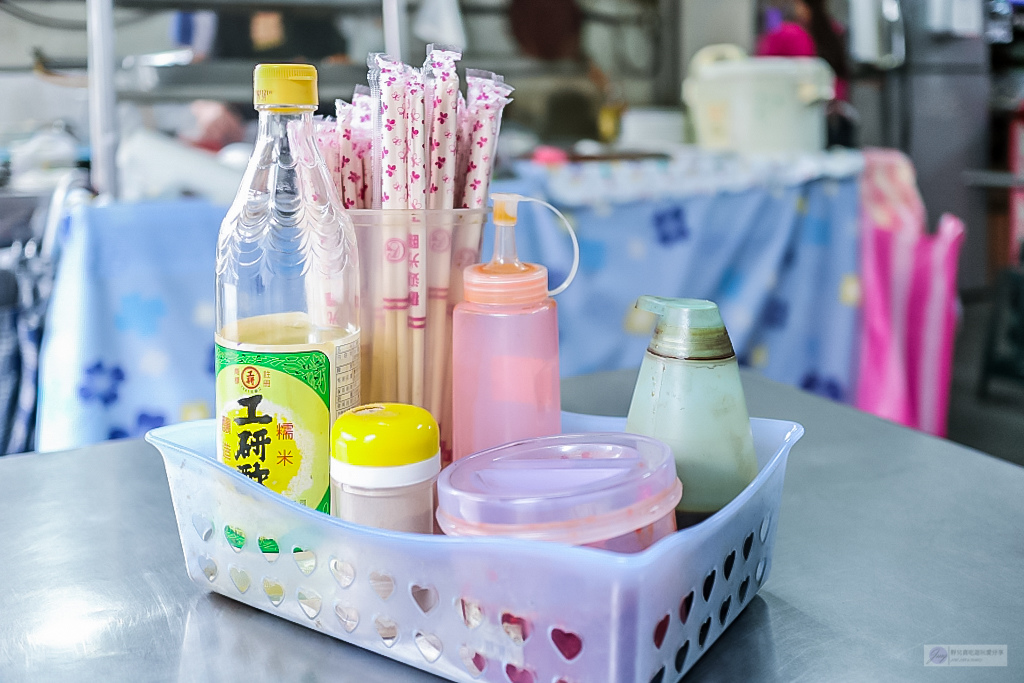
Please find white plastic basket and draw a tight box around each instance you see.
[146,414,802,683]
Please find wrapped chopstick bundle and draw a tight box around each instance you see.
[352,85,375,209]
[423,45,462,418]
[425,45,461,212]
[314,117,342,204]
[335,100,360,210]
[461,70,514,209]
[438,70,514,457]
[455,91,469,206]
[374,54,410,210]
[406,66,429,406]
[371,55,412,401]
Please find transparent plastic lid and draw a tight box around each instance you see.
[436,433,681,545]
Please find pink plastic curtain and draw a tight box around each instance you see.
[855,149,965,436]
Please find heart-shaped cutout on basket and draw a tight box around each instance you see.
[459,597,483,629]
[229,566,250,593]
[411,584,438,614]
[293,547,316,575]
[505,663,535,683]
[459,646,486,676]
[298,587,322,618]
[369,572,395,601]
[653,614,670,649]
[551,628,583,660]
[224,525,245,552]
[192,513,213,542]
[329,558,355,588]
[258,537,279,562]
[334,603,359,632]
[197,555,217,582]
[739,577,750,603]
[699,617,711,648]
[703,569,716,602]
[414,631,443,662]
[680,591,694,624]
[375,615,398,647]
[501,613,530,644]
[675,641,690,672]
[724,550,736,581]
[263,578,285,606]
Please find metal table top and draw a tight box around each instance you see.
[2,370,1022,681]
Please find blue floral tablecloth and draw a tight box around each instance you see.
[36,200,223,452]
[36,149,864,451]
[490,149,864,402]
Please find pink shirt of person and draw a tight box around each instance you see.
[756,22,848,102]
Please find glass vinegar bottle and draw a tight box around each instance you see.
[215,64,360,513]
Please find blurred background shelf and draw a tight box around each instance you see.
[113,57,588,103]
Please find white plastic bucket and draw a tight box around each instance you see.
[683,45,835,154]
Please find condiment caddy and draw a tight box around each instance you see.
[146,413,802,682]
[188,56,807,683]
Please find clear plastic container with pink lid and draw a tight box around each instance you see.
[435,432,683,552]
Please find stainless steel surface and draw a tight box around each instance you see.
[382,0,406,63]
[847,0,906,69]
[990,69,1024,113]
[3,371,1022,681]
[906,71,990,289]
[898,0,990,289]
[964,169,1024,189]
[40,169,91,261]
[564,369,1024,681]
[114,59,587,105]
[116,61,368,105]
[86,0,120,199]
[0,439,447,683]
[903,0,989,68]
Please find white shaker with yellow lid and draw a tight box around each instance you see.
[330,403,440,533]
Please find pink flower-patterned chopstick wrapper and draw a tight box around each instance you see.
[461,71,514,209]
[422,45,461,416]
[375,54,409,210]
[335,100,359,210]
[314,117,342,204]
[352,85,375,208]
[425,46,461,211]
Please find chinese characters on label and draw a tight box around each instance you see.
[221,380,300,487]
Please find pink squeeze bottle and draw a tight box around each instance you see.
[451,193,578,461]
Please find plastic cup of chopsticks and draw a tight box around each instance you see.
[349,208,487,459]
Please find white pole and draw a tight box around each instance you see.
[382,0,406,62]
[86,0,120,199]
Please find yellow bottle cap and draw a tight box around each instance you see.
[331,403,439,468]
[253,63,318,107]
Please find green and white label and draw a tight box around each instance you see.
[215,336,359,512]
